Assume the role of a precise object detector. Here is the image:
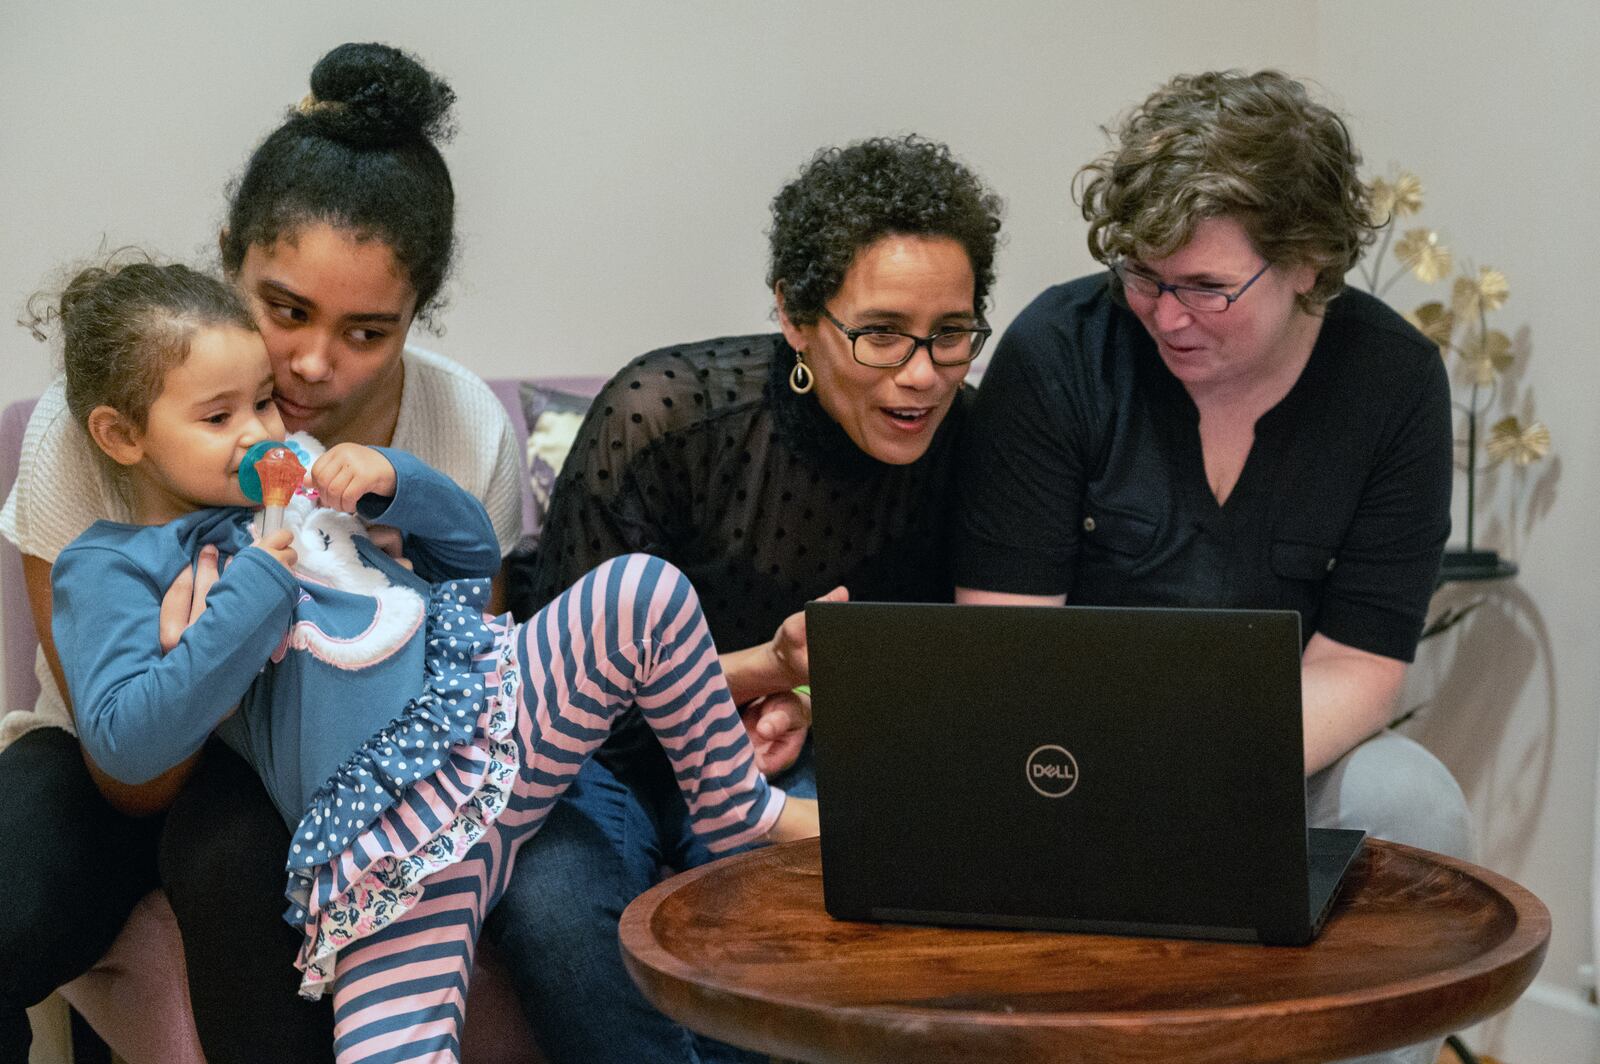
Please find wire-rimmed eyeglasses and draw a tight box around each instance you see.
[1111,260,1271,313]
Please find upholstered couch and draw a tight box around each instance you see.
[1,375,605,1064]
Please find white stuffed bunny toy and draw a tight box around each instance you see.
[269,433,426,671]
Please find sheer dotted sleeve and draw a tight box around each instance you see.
[513,333,966,658]
[510,333,969,769]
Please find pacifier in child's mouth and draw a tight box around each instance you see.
[239,439,313,534]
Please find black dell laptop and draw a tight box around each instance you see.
[804,602,1364,946]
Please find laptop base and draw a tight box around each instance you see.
[850,829,1366,947]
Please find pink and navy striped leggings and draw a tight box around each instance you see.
[327,554,783,1063]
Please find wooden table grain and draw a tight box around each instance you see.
[620,838,1548,1064]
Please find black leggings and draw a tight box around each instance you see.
[0,731,334,1063]
[0,728,161,1059]
[159,740,334,1064]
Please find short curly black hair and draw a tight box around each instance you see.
[221,43,457,325]
[767,135,1004,324]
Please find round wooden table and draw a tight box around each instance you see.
[620,838,1548,1064]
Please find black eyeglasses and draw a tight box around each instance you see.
[1111,260,1271,313]
[820,307,991,368]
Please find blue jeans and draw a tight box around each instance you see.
[483,733,815,1064]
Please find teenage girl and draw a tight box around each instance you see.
[44,258,818,1064]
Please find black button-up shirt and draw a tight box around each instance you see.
[957,275,1450,662]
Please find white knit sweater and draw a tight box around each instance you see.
[0,346,524,749]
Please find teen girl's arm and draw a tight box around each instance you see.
[6,384,213,812]
[23,553,208,814]
[51,541,297,787]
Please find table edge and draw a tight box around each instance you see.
[620,837,1551,1030]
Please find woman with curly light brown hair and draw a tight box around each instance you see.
[957,73,1467,1062]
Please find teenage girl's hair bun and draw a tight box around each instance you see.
[303,42,456,149]
[223,43,458,321]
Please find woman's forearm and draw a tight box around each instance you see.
[84,749,203,817]
[25,552,202,814]
[1300,631,1406,775]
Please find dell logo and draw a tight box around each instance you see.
[1025,745,1079,798]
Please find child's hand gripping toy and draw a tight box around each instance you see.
[239,439,314,535]
[234,435,426,668]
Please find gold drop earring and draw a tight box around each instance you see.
[789,350,815,395]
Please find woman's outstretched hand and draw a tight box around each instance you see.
[741,689,811,776]
[764,584,849,691]
[736,585,849,775]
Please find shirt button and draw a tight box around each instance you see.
[1326,557,1337,572]
[1082,516,1097,532]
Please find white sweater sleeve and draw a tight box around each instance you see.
[391,347,526,556]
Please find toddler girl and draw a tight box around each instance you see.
[44,259,817,1064]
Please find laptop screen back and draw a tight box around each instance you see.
[806,602,1313,943]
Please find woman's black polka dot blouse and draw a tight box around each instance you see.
[510,329,967,677]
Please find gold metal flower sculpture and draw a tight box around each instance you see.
[1458,328,1514,386]
[1396,229,1454,284]
[1361,169,1552,571]
[1453,267,1510,319]
[1369,172,1424,221]
[1487,417,1551,468]
[1404,302,1455,352]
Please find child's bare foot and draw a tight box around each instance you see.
[766,796,819,843]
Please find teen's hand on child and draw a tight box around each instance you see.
[253,528,298,572]
[159,544,222,652]
[364,525,415,570]
[740,689,811,776]
[312,443,398,513]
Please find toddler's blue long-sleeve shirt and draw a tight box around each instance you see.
[52,449,500,824]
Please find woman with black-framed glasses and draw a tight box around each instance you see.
[957,70,1467,1064]
[501,134,1002,1064]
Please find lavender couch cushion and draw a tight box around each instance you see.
[1,398,41,717]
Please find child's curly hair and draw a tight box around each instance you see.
[26,252,255,431]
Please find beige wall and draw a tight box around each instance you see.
[4,2,1595,1061]
[1318,2,1600,1057]
[0,0,1316,399]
